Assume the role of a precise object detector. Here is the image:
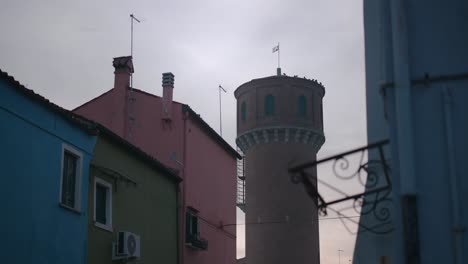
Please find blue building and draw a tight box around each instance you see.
[354,0,468,263]
[0,69,97,264]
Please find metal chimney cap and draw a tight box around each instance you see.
[162,72,175,86]
[113,56,134,73]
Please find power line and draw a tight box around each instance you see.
[196,214,236,239]
[221,215,361,227]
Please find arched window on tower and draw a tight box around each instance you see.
[298,95,307,117]
[265,94,275,116]
[241,102,246,122]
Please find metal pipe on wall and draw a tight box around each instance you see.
[389,1,420,263]
[443,87,464,264]
[390,0,416,195]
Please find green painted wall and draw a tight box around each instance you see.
[87,136,179,264]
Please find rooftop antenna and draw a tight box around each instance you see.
[129,13,140,90]
[128,13,141,140]
[218,85,227,136]
[130,14,141,59]
[338,249,344,264]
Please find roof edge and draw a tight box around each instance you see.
[0,68,181,183]
[91,121,182,182]
[182,104,242,160]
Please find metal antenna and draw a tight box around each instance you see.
[130,14,141,58]
[218,85,227,136]
[129,13,140,90]
[338,249,344,264]
[128,14,141,140]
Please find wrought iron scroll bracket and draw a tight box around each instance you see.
[289,139,393,235]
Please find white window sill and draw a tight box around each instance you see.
[59,203,81,215]
[94,222,113,233]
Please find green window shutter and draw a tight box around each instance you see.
[185,211,200,242]
[61,152,77,208]
[192,216,199,237]
[95,185,107,224]
[185,212,192,242]
[241,102,246,121]
[265,95,275,116]
[298,95,307,117]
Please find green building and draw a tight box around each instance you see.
[86,124,181,264]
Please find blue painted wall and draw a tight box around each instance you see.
[355,0,468,263]
[0,77,96,264]
[353,1,394,263]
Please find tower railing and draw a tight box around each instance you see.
[237,148,246,212]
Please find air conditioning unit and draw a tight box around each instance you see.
[112,231,141,260]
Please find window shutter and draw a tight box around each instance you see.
[265,95,275,116]
[62,152,77,208]
[95,185,107,224]
[185,212,192,242]
[192,216,199,236]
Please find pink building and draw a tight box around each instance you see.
[74,56,239,264]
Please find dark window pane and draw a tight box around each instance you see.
[241,102,246,121]
[61,151,77,208]
[95,184,107,224]
[185,212,192,242]
[191,215,198,236]
[298,95,307,117]
[118,232,124,254]
[185,211,199,242]
[265,95,275,116]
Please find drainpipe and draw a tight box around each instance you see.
[176,183,181,264]
[443,87,464,264]
[179,110,189,264]
[390,1,419,263]
[390,0,416,195]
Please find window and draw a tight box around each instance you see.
[60,144,83,211]
[298,95,307,117]
[241,102,246,122]
[185,207,208,250]
[185,209,199,242]
[319,100,323,127]
[265,94,275,116]
[94,178,112,231]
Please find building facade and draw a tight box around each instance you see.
[0,69,97,264]
[74,57,239,264]
[354,1,468,263]
[352,1,394,263]
[87,126,180,264]
[235,71,325,264]
[0,67,182,264]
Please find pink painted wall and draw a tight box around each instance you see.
[73,58,237,264]
[184,117,236,264]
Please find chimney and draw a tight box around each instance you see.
[162,72,175,120]
[113,56,134,90]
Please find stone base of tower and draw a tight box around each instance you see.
[244,143,321,264]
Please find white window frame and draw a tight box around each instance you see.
[94,177,113,232]
[59,143,83,212]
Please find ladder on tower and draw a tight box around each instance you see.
[237,148,246,212]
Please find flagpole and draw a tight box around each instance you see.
[278,42,280,68]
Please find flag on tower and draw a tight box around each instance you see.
[272,44,279,53]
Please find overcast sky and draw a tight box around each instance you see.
[1,0,367,263]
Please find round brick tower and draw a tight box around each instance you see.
[235,71,325,264]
